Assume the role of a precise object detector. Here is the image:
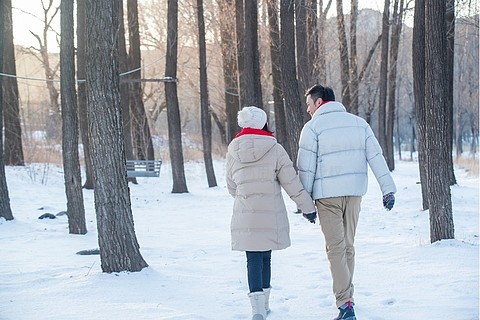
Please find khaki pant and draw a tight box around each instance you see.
[315,196,361,308]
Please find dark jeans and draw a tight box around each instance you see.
[246,250,272,293]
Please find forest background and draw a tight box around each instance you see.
[7,0,479,165]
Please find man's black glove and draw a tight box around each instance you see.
[383,192,395,211]
[303,211,317,224]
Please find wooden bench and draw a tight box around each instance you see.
[126,160,162,178]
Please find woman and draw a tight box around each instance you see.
[226,106,316,320]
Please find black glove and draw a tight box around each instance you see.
[303,211,316,224]
[383,192,395,211]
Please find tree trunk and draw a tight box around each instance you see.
[316,0,332,85]
[267,0,287,146]
[197,0,217,188]
[76,0,95,189]
[3,0,24,166]
[117,0,137,184]
[296,0,309,109]
[280,0,303,165]
[235,0,246,107]
[128,0,154,161]
[349,0,359,115]
[60,0,87,235]
[445,0,457,185]
[165,0,188,193]
[378,0,390,154]
[335,0,351,108]
[0,0,14,221]
[85,0,148,272]
[306,0,318,85]
[425,0,455,243]
[413,0,429,210]
[244,0,263,108]
[386,0,405,171]
[219,0,240,143]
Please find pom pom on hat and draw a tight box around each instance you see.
[237,106,267,129]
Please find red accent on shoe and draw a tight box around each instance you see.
[347,301,351,309]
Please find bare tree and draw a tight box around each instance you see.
[385,0,405,171]
[60,0,87,235]
[0,0,14,221]
[76,0,94,189]
[316,0,333,84]
[296,0,309,104]
[335,0,351,107]
[280,0,304,164]
[27,0,61,141]
[377,0,390,156]
[165,0,188,193]
[117,0,137,184]
[244,0,263,107]
[445,0,457,185]
[85,0,148,272]
[412,0,429,210]
[219,0,240,143]
[197,0,217,187]
[3,0,24,166]
[235,0,246,107]
[425,0,455,242]
[349,0,359,114]
[128,0,154,161]
[267,0,287,146]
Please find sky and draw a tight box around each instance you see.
[0,158,478,319]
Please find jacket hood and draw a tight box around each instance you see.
[227,135,277,163]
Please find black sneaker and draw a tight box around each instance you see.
[333,301,356,320]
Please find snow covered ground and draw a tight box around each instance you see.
[1,159,478,320]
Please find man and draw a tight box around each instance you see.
[297,84,396,320]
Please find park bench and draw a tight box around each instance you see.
[126,160,162,178]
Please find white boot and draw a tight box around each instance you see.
[248,292,266,320]
[263,287,271,313]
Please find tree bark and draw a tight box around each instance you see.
[280,0,303,165]
[76,0,94,189]
[425,0,455,242]
[128,0,154,161]
[349,0,359,115]
[296,0,309,108]
[0,0,14,221]
[197,0,217,188]
[235,0,246,107]
[3,0,24,166]
[386,0,405,171]
[85,0,148,272]
[60,0,87,235]
[165,0,188,193]
[413,0,429,210]
[117,0,137,184]
[445,0,457,185]
[267,0,286,146]
[378,0,390,154]
[244,0,263,108]
[219,0,240,143]
[335,0,351,107]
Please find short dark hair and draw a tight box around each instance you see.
[305,84,336,102]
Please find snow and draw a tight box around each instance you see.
[1,159,478,320]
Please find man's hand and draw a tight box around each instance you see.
[303,211,317,224]
[383,192,395,211]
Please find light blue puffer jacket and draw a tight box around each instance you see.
[297,101,396,200]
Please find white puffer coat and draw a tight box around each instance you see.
[297,101,396,200]
[226,134,315,251]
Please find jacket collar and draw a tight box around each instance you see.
[313,101,347,118]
